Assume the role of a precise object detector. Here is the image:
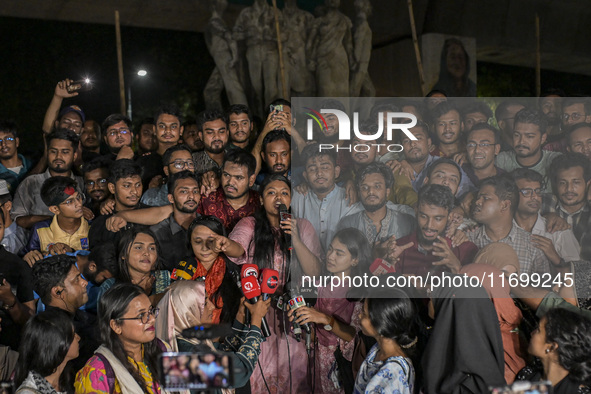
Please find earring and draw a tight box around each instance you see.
[545,348,551,354]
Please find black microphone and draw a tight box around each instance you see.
[278,204,292,250]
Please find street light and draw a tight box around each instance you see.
[127,69,147,121]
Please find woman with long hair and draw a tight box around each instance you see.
[75,283,165,393]
[208,174,322,393]
[98,228,169,306]
[516,308,591,393]
[155,280,270,392]
[354,289,422,394]
[288,228,370,393]
[14,310,80,394]
[171,216,242,325]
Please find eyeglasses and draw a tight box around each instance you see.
[61,193,86,206]
[0,137,15,145]
[170,160,195,170]
[466,142,495,149]
[117,306,160,324]
[107,128,131,137]
[562,113,586,122]
[519,188,543,197]
[84,179,108,188]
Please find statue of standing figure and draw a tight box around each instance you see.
[203,0,248,108]
[283,0,315,97]
[234,0,283,112]
[307,0,355,97]
[350,0,375,97]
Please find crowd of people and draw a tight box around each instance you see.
[0,80,591,394]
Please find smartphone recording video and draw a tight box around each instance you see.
[160,352,233,391]
[67,79,93,93]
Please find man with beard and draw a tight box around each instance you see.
[136,104,185,187]
[384,184,478,278]
[496,108,561,192]
[193,109,228,176]
[141,145,196,207]
[226,104,254,151]
[199,149,260,231]
[538,91,564,147]
[292,144,358,251]
[74,242,118,314]
[462,123,505,186]
[182,117,204,152]
[135,117,157,156]
[430,102,465,159]
[80,120,101,155]
[561,98,591,130]
[467,174,550,275]
[511,168,580,266]
[12,129,84,229]
[316,99,354,175]
[81,157,111,217]
[566,123,591,161]
[254,129,292,190]
[88,159,142,249]
[337,162,414,257]
[494,100,526,151]
[547,153,591,260]
[0,120,32,194]
[150,171,201,271]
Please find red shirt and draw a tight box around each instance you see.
[395,232,479,278]
[199,187,261,232]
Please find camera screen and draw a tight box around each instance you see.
[160,352,233,390]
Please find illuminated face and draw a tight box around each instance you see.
[262,139,291,174]
[326,237,357,276]
[47,138,76,174]
[562,103,590,127]
[472,184,504,224]
[425,162,461,196]
[463,112,488,132]
[183,124,203,151]
[528,317,549,359]
[466,128,499,170]
[303,155,339,195]
[515,178,542,215]
[200,119,228,154]
[57,112,83,135]
[54,191,85,219]
[62,264,89,309]
[166,150,195,176]
[190,225,220,267]
[156,114,183,145]
[221,162,254,200]
[109,175,142,210]
[435,110,462,145]
[540,97,562,123]
[114,294,157,346]
[84,167,110,203]
[568,125,591,160]
[401,128,431,164]
[0,131,18,160]
[170,177,200,214]
[137,123,157,152]
[359,172,389,212]
[323,113,339,138]
[127,233,158,275]
[513,122,546,159]
[228,113,252,144]
[261,180,291,217]
[555,166,589,210]
[104,121,132,151]
[417,202,448,246]
[351,135,378,165]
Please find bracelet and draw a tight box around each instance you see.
[2,298,17,310]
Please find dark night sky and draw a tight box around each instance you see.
[0,16,214,154]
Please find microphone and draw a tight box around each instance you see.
[278,204,292,251]
[260,268,279,301]
[288,295,311,334]
[240,264,260,325]
[241,276,271,338]
[369,258,396,275]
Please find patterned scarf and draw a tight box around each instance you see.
[193,255,226,324]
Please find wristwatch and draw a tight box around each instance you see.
[324,316,335,331]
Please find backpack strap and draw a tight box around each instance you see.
[95,352,116,394]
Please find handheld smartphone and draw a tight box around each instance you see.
[67,79,93,93]
[270,104,283,113]
[160,352,233,391]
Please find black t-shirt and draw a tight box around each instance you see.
[0,246,35,349]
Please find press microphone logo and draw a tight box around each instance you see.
[243,281,254,292]
[242,266,258,277]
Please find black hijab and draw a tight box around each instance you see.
[422,276,506,393]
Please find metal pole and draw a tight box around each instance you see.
[271,0,288,99]
[127,85,132,121]
[407,0,427,96]
[535,13,541,97]
[115,10,126,115]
